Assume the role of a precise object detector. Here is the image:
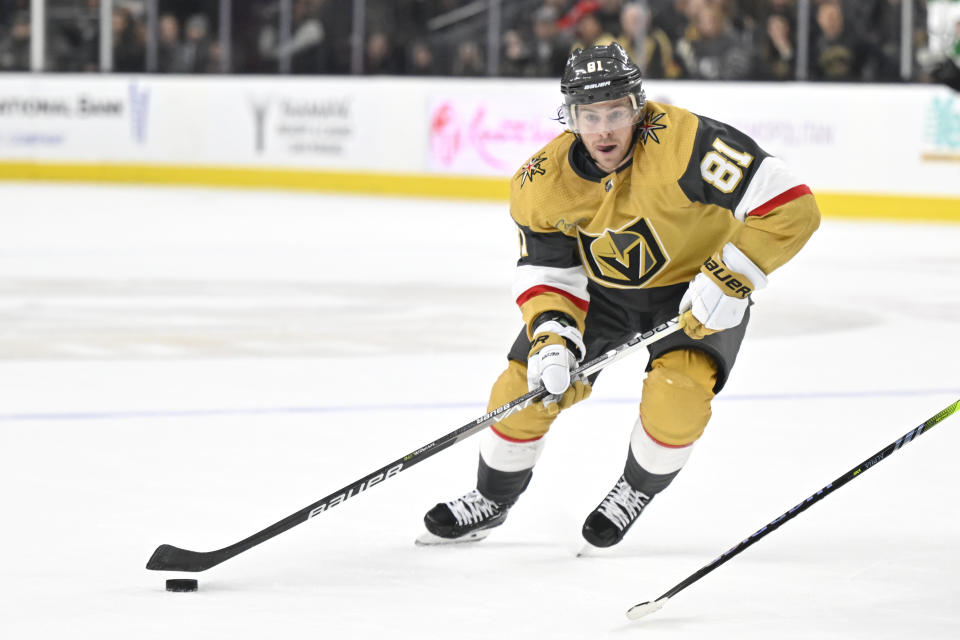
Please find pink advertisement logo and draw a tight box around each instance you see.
[429,97,563,176]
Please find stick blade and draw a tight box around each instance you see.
[146,544,219,572]
[626,598,667,620]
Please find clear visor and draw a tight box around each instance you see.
[564,96,642,134]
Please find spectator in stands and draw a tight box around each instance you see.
[736,0,794,74]
[157,13,185,73]
[365,31,401,74]
[407,39,439,75]
[7,0,945,83]
[530,6,571,77]
[927,19,960,89]
[247,2,279,73]
[713,0,752,35]
[208,39,225,73]
[452,39,485,76]
[810,0,876,81]
[280,0,327,73]
[112,6,145,72]
[754,12,794,79]
[871,0,927,81]
[250,0,336,73]
[0,10,29,70]
[596,0,625,36]
[676,2,752,79]
[653,0,693,46]
[926,18,960,90]
[501,28,533,77]
[571,11,618,51]
[617,1,683,78]
[616,1,646,60]
[47,0,100,71]
[557,0,600,32]
[180,13,213,73]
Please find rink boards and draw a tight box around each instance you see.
[0,75,957,221]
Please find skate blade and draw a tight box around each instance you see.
[415,529,492,546]
[576,542,605,558]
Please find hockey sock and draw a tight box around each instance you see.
[624,418,694,495]
[476,428,545,505]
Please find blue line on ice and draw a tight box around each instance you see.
[2,388,957,422]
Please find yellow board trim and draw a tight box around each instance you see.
[813,192,960,223]
[0,162,509,201]
[1,161,957,222]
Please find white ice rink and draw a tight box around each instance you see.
[1,182,958,639]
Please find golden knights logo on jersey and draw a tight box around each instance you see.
[577,217,668,288]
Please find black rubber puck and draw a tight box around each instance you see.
[165,578,198,592]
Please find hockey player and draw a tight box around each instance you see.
[420,43,820,549]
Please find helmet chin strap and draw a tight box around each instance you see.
[612,128,642,170]
[613,123,646,168]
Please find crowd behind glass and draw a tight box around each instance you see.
[1,0,959,84]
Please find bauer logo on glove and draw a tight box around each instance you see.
[679,242,768,340]
[701,255,753,298]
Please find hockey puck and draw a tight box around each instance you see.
[165,578,198,592]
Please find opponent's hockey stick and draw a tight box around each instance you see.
[146,316,683,572]
[626,398,960,621]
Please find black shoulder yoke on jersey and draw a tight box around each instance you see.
[516,223,581,269]
[677,114,771,213]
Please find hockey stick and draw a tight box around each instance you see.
[626,398,960,620]
[146,316,682,572]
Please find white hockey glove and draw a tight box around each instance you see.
[679,242,768,340]
[526,318,591,416]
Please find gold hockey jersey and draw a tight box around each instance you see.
[510,101,821,334]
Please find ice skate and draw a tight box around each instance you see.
[581,476,652,548]
[416,489,509,546]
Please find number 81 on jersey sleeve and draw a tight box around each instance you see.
[700,138,754,194]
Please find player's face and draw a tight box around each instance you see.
[576,98,638,173]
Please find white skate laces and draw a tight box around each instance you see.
[445,490,501,526]
[597,478,650,530]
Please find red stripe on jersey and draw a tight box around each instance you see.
[492,426,544,443]
[642,424,693,449]
[515,285,589,311]
[747,184,812,218]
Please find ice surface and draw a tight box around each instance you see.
[1,183,958,639]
